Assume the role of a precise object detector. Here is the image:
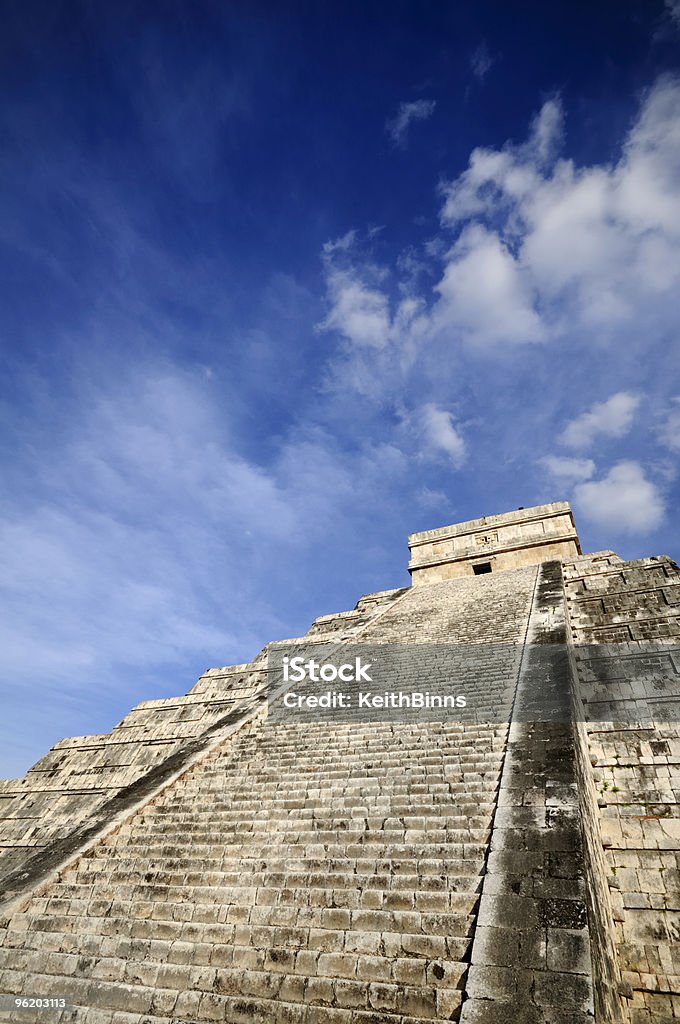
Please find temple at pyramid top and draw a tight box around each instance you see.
[408,499,581,584]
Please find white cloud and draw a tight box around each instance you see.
[433,225,545,346]
[322,229,357,256]
[421,404,466,465]
[417,486,450,511]
[0,354,424,774]
[470,43,494,82]
[666,0,680,27]
[386,99,436,147]
[0,370,296,688]
[441,99,562,224]
[323,79,680,362]
[659,397,680,451]
[441,79,680,334]
[559,391,641,449]
[541,455,596,483]
[573,461,665,533]
[0,358,423,736]
[320,267,391,348]
[530,99,565,165]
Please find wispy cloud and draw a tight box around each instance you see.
[470,42,494,82]
[421,404,466,466]
[540,450,666,534]
[386,99,436,147]
[3,28,680,779]
[417,486,451,511]
[666,0,680,28]
[320,266,391,349]
[659,397,680,451]
[0,350,420,772]
[540,455,595,484]
[559,392,641,449]
[0,367,292,682]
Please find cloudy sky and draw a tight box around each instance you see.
[1,0,679,775]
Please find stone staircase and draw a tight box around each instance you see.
[9,502,680,1020]
[0,568,540,1023]
[0,715,507,1023]
[6,503,678,1020]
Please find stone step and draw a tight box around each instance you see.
[164,776,501,796]
[0,966,464,1020]
[11,916,472,958]
[195,749,502,765]
[235,732,503,750]
[91,844,487,866]
[238,755,494,771]
[227,747,501,764]
[242,739,503,758]
[167,784,498,803]
[242,730,501,749]
[113,785,496,814]
[136,801,493,820]
[149,801,495,819]
[65,857,484,885]
[42,879,480,913]
[79,847,484,868]
[199,735,503,755]
[62,872,482,895]
[6,903,476,952]
[110,823,491,843]
[177,769,500,784]
[7,903,476,940]
[0,943,467,990]
[127,819,491,839]
[255,718,502,732]
[4,914,471,965]
[157,786,499,802]
[175,773,500,792]
[102,842,488,864]
[192,758,500,770]
[162,788,496,804]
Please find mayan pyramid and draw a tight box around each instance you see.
[0,501,678,1023]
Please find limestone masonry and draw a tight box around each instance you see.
[408,502,581,584]
[0,501,678,1024]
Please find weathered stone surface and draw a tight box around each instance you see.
[0,502,676,1022]
[408,502,580,584]
[565,550,680,1023]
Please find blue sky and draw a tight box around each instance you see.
[1,0,679,776]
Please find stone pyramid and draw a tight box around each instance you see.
[0,502,678,1023]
